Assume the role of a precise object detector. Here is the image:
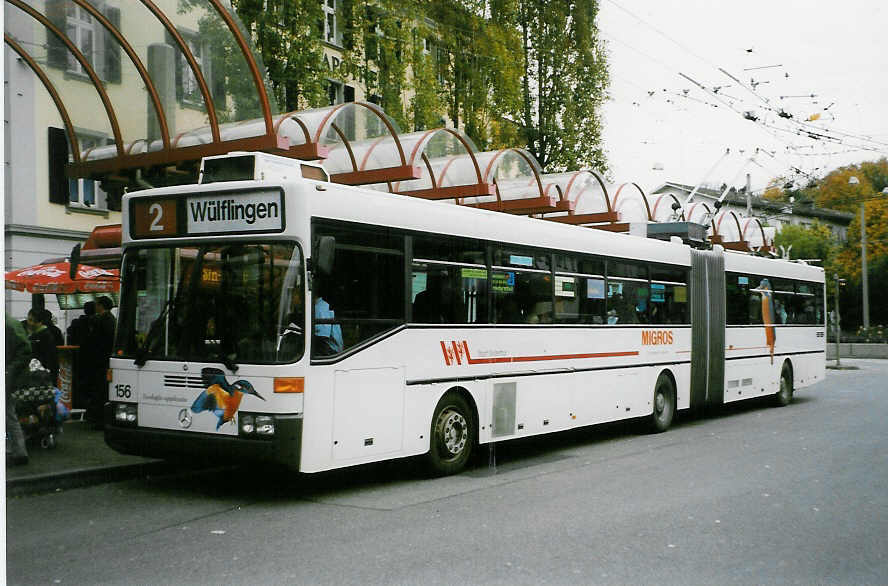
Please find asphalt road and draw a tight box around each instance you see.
[7,360,888,585]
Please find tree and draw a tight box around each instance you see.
[233,0,329,111]
[514,0,609,173]
[773,223,838,267]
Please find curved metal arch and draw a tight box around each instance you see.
[420,153,438,189]
[329,124,359,172]
[563,169,612,214]
[714,210,744,239]
[391,128,484,194]
[139,0,220,143]
[408,128,483,182]
[612,182,653,221]
[313,102,408,165]
[481,148,545,203]
[4,34,80,163]
[273,111,312,143]
[206,0,275,136]
[650,193,684,221]
[71,0,170,149]
[685,201,713,223]
[9,0,124,156]
[742,217,771,249]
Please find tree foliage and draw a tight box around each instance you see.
[514,0,609,172]
[230,0,608,170]
[233,0,328,111]
[773,223,837,267]
[765,157,888,328]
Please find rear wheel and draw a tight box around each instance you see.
[427,392,475,476]
[649,374,676,433]
[775,364,793,406]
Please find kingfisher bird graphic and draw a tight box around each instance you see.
[191,367,264,429]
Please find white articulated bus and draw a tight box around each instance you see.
[105,152,826,475]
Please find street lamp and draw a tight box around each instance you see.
[847,176,888,330]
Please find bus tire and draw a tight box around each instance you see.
[426,392,475,476]
[649,374,676,433]
[774,364,793,407]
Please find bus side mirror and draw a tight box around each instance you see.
[69,243,82,280]
[316,236,335,276]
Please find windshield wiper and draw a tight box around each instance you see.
[134,246,208,367]
[133,296,175,367]
[213,351,239,373]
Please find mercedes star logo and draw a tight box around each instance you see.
[178,408,192,429]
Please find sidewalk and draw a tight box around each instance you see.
[5,418,172,497]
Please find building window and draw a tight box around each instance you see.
[69,132,108,210]
[176,32,209,106]
[65,4,95,75]
[323,0,338,45]
[327,80,343,105]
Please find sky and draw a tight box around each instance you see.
[597,0,888,195]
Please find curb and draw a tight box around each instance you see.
[6,460,174,497]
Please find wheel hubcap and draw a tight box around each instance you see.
[439,408,468,457]
[655,391,666,413]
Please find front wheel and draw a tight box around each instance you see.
[426,392,475,476]
[774,365,793,407]
[649,374,676,433]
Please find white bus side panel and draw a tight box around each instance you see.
[299,326,691,473]
[723,325,826,403]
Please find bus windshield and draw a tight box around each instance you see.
[115,242,305,365]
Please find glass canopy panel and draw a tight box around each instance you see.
[313,104,403,175]
[649,193,682,222]
[743,218,768,248]
[11,0,278,162]
[685,202,712,225]
[713,211,742,242]
[612,184,650,223]
[391,130,477,193]
[177,0,277,125]
[462,149,542,205]
[542,171,610,215]
[273,114,310,148]
[7,2,114,155]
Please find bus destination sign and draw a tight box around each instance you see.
[130,189,284,239]
[187,192,282,234]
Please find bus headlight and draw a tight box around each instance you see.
[255,416,275,436]
[239,413,275,438]
[114,403,137,425]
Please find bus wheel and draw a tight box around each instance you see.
[774,364,793,407]
[427,392,475,476]
[649,374,676,433]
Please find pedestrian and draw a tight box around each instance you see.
[6,314,33,465]
[66,301,95,346]
[84,296,116,428]
[40,308,64,346]
[26,308,59,384]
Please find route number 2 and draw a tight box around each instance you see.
[114,383,132,399]
[133,199,176,238]
[149,202,164,231]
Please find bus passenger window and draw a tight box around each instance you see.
[650,265,689,324]
[726,273,751,325]
[491,270,551,324]
[311,222,405,357]
[411,265,478,324]
[607,261,649,324]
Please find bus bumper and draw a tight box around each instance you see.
[103,404,302,469]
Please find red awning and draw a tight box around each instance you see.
[5,262,119,294]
